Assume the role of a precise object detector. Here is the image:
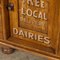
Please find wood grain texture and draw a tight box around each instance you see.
[0,0,60,60]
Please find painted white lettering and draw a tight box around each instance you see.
[21,8,25,15]
[33,10,38,18]
[13,28,18,34]
[34,34,37,40]
[27,0,45,8]
[44,12,47,20]
[41,0,45,8]
[24,31,28,38]
[27,0,33,5]
[21,8,47,20]
[44,37,50,44]
[38,35,44,42]
[13,28,50,45]
[19,30,24,37]
[26,9,32,16]
[28,32,34,39]
[38,12,43,19]
[35,0,40,7]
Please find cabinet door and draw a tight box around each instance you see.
[2,0,60,59]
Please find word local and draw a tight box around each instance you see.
[21,0,48,20]
[13,28,50,45]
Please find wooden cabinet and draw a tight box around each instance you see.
[0,0,60,59]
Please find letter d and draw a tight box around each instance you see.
[13,28,18,34]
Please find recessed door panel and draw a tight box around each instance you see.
[19,0,48,34]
